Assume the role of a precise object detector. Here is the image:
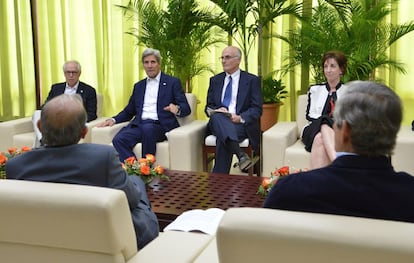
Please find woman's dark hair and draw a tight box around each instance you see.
[321,50,348,75]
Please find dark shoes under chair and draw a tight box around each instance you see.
[234,152,260,173]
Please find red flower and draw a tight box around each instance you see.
[258,166,307,197]
[122,154,169,184]
[1,146,32,179]
[138,158,147,166]
[261,177,272,189]
[277,166,290,176]
[145,154,156,165]
[154,165,164,175]
[0,154,7,165]
[140,165,151,175]
[125,156,136,166]
[8,147,17,155]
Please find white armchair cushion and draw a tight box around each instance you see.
[0,179,137,263]
[213,208,414,263]
[204,135,249,147]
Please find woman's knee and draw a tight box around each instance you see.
[312,132,324,146]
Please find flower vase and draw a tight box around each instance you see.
[147,177,162,190]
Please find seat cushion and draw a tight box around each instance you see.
[284,140,311,169]
[205,135,249,147]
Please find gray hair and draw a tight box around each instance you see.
[142,48,162,64]
[333,81,402,156]
[62,60,81,73]
[41,94,87,146]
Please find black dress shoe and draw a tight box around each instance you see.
[237,153,259,172]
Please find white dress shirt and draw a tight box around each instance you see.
[141,72,161,120]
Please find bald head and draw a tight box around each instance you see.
[40,94,87,146]
[221,46,242,74]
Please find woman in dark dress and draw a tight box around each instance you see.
[302,51,348,169]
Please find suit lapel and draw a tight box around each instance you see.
[216,73,226,105]
[236,71,248,112]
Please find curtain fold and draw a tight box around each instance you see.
[0,0,35,121]
[0,0,413,124]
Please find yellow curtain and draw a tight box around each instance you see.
[0,0,413,125]
[34,0,141,117]
[0,0,36,121]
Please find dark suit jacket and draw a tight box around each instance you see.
[113,72,190,132]
[5,144,159,249]
[205,70,262,151]
[264,155,414,223]
[44,82,97,122]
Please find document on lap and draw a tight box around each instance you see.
[206,107,231,118]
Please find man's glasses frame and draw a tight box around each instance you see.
[219,55,239,61]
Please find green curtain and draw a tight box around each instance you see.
[34,0,141,117]
[0,0,413,124]
[0,0,36,121]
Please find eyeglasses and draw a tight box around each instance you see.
[64,71,79,75]
[219,55,238,61]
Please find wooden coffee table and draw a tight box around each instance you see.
[147,170,266,229]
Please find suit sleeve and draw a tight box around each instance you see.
[239,75,262,124]
[106,148,141,209]
[82,85,97,122]
[204,76,222,116]
[172,78,191,117]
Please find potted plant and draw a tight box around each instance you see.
[117,0,224,93]
[260,75,288,131]
[275,0,414,93]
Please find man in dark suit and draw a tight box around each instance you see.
[97,48,191,162]
[6,94,159,249]
[32,60,97,147]
[264,81,414,223]
[205,46,262,174]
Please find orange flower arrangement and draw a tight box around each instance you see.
[257,166,306,197]
[122,154,169,184]
[0,146,31,179]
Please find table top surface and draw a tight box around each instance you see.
[147,170,266,218]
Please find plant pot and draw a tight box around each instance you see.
[261,103,281,132]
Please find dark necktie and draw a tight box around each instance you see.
[222,76,232,108]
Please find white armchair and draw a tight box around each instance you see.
[393,125,414,174]
[262,94,310,176]
[0,94,105,152]
[0,179,215,263]
[91,93,205,171]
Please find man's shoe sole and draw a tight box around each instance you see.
[239,156,260,171]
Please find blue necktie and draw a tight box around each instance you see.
[222,76,232,108]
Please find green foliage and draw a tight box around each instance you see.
[117,0,225,92]
[276,0,414,84]
[209,0,302,74]
[261,75,288,104]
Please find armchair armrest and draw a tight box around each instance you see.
[262,122,298,176]
[0,117,33,151]
[130,231,214,263]
[82,117,108,143]
[168,120,207,171]
[91,121,129,145]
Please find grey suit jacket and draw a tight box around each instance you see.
[5,143,159,248]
